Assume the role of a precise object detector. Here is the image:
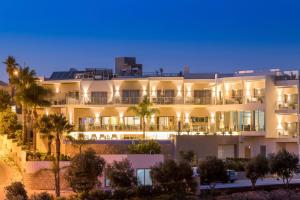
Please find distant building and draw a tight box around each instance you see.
[115,57,143,76]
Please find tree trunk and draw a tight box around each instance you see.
[47,138,52,155]
[251,179,256,190]
[142,117,146,139]
[22,106,27,144]
[32,108,37,150]
[55,133,61,197]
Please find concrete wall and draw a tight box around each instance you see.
[174,135,239,160]
[23,154,164,190]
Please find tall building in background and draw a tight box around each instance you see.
[115,57,143,76]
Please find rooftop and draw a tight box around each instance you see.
[46,67,299,81]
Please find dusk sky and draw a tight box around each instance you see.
[1,0,300,81]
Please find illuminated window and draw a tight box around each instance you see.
[137,169,152,186]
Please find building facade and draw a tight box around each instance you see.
[38,68,300,159]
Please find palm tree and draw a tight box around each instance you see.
[3,56,18,97]
[50,114,72,197]
[36,115,54,155]
[0,89,11,112]
[25,84,52,150]
[13,67,37,145]
[127,96,159,139]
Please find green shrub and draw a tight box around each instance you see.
[225,158,249,171]
[26,152,71,161]
[5,181,28,200]
[30,192,53,200]
[128,140,161,154]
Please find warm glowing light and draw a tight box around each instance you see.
[142,86,147,96]
[176,112,181,121]
[151,87,156,97]
[119,112,124,124]
[225,83,230,96]
[115,86,120,97]
[186,86,191,97]
[150,114,155,124]
[277,115,282,129]
[210,112,215,124]
[11,106,16,113]
[184,113,189,124]
[13,69,19,76]
[95,113,100,124]
[177,86,182,97]
[69,112,73,124]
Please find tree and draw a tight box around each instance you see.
[0,89,11,111]
[127,96,159,139]
[65,135,89,154]
[49,113,73,197]
[199,156,227,190]
[179,150,196,164]
[30,192,53,200]
[128,140,161,154]
[106,159,137,189]
[245,154,269,189]
[151,159,196,195]
[3,56,19,98]
[5,181,28,200]
[0,108,22,137]
[36,115,54,155]
[25,84,52,150]
[13,66,37,145]
[65,148,105,194]
[269,149,299,187]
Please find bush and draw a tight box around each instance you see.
[85,189,112,200]
[128,140,161,154]
[65,148,106,193]
[26,152,71,161]
[106,158,137,189]
[199,156,227,190]
[225,158,249,171]
[269,149,299,187]
[151,159,196,194]
[5,181,28,200]
[30,192,53,200]
[0,108,22,136]
[246,154,269,189]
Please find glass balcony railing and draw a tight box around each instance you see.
[151,97,184,104]
[276,128,298,138]
[78,124,178,132]
[245,96,265,103]
[276,101,298,111]
[225,96,243,104]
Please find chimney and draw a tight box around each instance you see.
[183,64,190,75]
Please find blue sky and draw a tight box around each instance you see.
[1,0,300,81]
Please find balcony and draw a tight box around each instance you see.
[225,96,243,104]
[185,97,212,105]
[121,97,142,104]
[87,97,108,105]
[245,96,265,103]
[152,97,183,104]
[78,124,177,132]
[276,101,298,112]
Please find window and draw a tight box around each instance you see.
[137,169,152,186]
[191,117,208,123]
[194,90,212,104]
[105,177,110,187]
[91,91,107,104]
[124,116,140,125]
[122,90,140,104]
